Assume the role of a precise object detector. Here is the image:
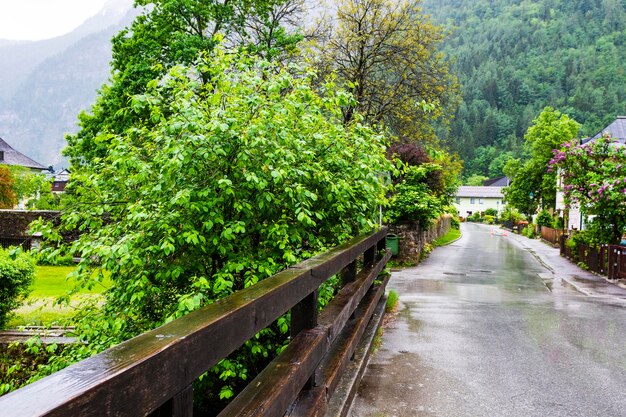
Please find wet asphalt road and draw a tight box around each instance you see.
[349,223,626,417]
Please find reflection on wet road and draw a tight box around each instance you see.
[349,223,626,417]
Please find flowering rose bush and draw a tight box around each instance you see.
[549,135,626,244]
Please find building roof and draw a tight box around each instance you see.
[583,116,626,144]
[0,137,46,170]
[457,186,504,198]
[482,176,510,187]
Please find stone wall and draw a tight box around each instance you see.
[0,210,60,236]
[389,215,452,264]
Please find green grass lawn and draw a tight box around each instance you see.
[7,266,111,327]
[433,227,461,247]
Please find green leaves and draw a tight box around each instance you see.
[504,107,579,215]
[33,46,392,407]
[0,248,35,329]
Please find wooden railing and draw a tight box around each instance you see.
[559,235,626,279]
[0,228,391,417]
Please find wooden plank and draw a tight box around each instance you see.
[171,386,194,417]
[219,252,390,417]
[319,274,391,402]
[218,327,329,417]
[0,228,387,417]
[318,252,391,344]
[286,269,391,417]
[324,296,387,417]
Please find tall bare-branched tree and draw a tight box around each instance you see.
[312,0,459,143]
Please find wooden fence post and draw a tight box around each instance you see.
[363,245,376,268]
[609,246,617,279]
[341,260,358,286]
[291,291,319,388]
[377,236,387,254]
[149,385,193,417]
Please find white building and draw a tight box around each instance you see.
[454,186,505,218]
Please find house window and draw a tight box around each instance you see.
[479,198,484,204]
[455,197,461,204]
[470,197,475,204]
[0,151,3,161]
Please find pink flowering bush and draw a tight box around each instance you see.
[549,135,626,244]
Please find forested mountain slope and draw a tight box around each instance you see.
[421,0,626,176]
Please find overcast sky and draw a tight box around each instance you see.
[0,0,108,41]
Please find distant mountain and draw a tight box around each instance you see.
[0,0,138,166]
[420,0,626,177]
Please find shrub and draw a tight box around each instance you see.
[536,210,553,228]
[483,215,494,224]
[566,230,591,250]
[553,216,564,229]
[33,250,75,266]
[468,212,482,222]
[523,224,537,238]
[501,207,525,224]
[388,166,444,227]
[0,248,35,329]
[484,208,497,216]
[450,215,460,229]
[444,205,460,230]
[420,242,433,260]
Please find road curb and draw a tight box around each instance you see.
[505,229,625,298]
[557,276,594,296]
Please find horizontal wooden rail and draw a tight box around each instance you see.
[0,227,389,417]
[218,251,391,416]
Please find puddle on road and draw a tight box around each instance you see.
[404,278,450,294]
[398,304,424,334]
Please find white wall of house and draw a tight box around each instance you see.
[454,196,504,218]
[555,170,583,230]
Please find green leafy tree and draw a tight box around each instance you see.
[466,146,498,176]
[65,0,305,167]
[549,135,626,244]
[488,151,514,178]
[503,107,579,216]
[387,143,460,227]
[465,174,488,186]
[7,166,57,209]
[312,0,459,142]
[33,49,392,409]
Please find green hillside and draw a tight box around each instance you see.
[421,0,626,176]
